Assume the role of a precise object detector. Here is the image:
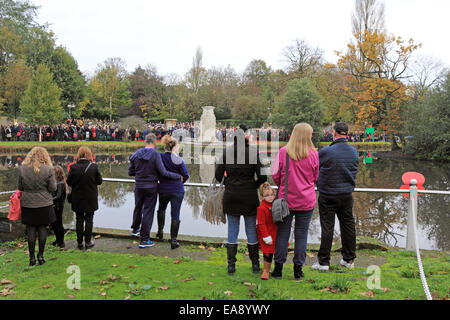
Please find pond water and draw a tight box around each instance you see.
[0,149,448,250]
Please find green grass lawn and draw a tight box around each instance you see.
[0,236,448,300]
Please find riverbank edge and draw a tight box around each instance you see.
[0,141,391,154]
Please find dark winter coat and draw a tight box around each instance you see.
[214,142,267,216]
[317,138,359,196]
[67,159,103,213]
[52,181,67,211]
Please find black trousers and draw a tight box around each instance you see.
[75,212,94,244]
[318,193,356,266]
[51,205,65,245]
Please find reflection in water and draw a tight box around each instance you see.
[0,151,448,250]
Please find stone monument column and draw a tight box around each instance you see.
[199,106,217,144]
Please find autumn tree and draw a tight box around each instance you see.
[128,65,166,119]
[85,57,132,120]
[0,58,31,118]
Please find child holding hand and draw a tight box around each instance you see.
[256,182,277,280]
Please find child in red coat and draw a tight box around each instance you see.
[257,182,277,280]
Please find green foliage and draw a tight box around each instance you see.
[402,72,450,160]
[84,58,132,120]
[20,64,64,127]
[270,78,326,144]
[48,47,86,113]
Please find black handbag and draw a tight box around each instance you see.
[67,162,92,204]
[272,151,290,223]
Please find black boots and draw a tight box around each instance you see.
[294,264,304,280]
[37,253,45,265]
[271,262,283,279]
[156,210,165,240]
[170,220,180,250]
[29,253,36,267]
[247,243,260,274]
[226,243,238,275]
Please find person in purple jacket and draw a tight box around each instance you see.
[128,133,182,248]
[156,135,190,249]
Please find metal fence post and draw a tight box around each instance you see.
[406,179,418,251]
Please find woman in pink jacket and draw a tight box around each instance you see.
[271,123,319,280]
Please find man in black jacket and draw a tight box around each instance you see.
[312,122,359,271]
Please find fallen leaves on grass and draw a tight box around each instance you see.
[361,291,374,298]
[112,264,119,268]
[1,279,12,285]
[0,288,15,296]
[173,259,184,264]
[158,286,169,291]
[42,284,51,289]
[181,277,195,282]
[128,265,137,268]
[223,290,232,296]
[107,274,118,281]
[208,282,214,285]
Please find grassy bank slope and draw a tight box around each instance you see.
[0,234,448,300]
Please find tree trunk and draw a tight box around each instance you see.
[39,126,42,142]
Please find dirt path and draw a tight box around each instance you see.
[62,236,387,268]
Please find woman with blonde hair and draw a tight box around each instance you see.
[67,147,103,250]
[18,147,57,266]
[271,123,319,280]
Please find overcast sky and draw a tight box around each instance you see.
[32,0,450,78]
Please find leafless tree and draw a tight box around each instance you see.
[351,0,386,37]
[408,54,448,96]
[281,38,323,76]
[186,46,205,93]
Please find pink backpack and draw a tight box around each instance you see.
[8,190,22,221]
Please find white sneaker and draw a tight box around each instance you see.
[311,262,329,271]
[340,259,354,269]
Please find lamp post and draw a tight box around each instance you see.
[68,104,75,119]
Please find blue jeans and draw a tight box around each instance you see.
[227,214,258,244]
[274,209,313,266]
[157,192,185,221]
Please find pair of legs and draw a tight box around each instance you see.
[131,188,158,243]
[157,192,185,249]
[51,205,65,247]
[75,212,94,247]
[272,210,313,279]
[27,224,48,265]
[226,214,260,274]
[317,194,356,266]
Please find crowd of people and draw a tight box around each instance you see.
[15,120,359,282]
[1,119,292,143]
[323,127,391,142]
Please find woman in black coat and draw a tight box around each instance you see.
[215,124,267,275]
[67,147,103,250]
